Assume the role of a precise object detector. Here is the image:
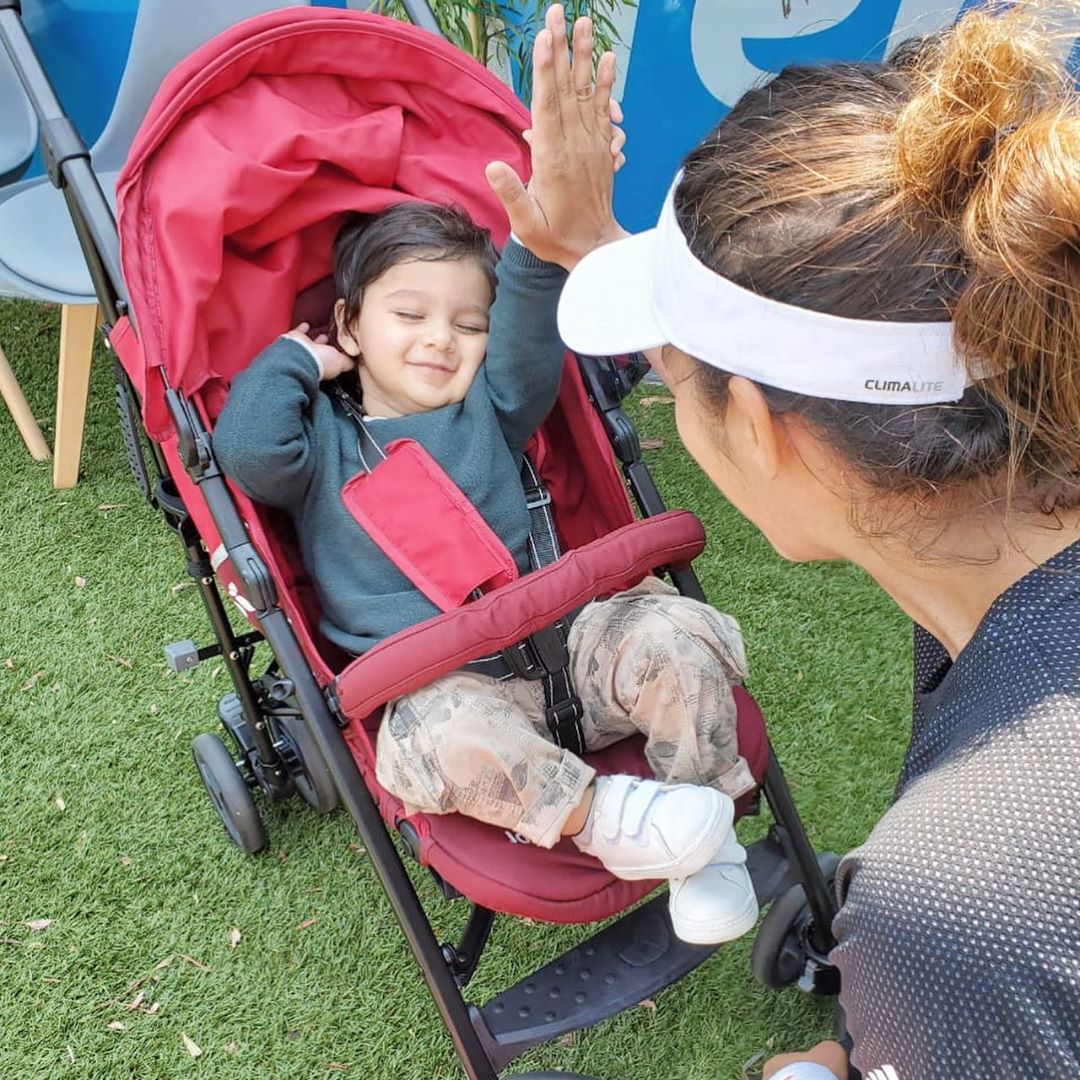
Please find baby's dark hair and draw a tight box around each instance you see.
[332,201,499,338]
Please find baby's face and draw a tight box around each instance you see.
[335,256,492,418]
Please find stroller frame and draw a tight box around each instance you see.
[1,4,844,1076]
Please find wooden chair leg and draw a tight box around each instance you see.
[0,341,51,461]
[52,303,98,489]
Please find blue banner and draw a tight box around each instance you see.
[614,0,1015,230]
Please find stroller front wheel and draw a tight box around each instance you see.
[192,732,268,854]
[750,852,841,993]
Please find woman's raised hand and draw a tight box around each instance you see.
[485,4,628,271]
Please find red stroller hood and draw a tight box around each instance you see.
[115,7,532,436]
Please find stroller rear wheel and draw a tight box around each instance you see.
[750,852,841,993]
[192,732,268,854]
[274,714,339,814]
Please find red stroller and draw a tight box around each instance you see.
[0,5,842,1077]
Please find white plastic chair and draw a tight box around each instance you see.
[0,0,312,487]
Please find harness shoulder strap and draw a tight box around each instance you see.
[512,455,586,757]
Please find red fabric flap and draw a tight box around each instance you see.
[340,438,518,612]
[334,510,706,718]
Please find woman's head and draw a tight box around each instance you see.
[562,1,1080,560]
[331,201,499,417]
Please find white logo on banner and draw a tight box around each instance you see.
[689,0,966,108]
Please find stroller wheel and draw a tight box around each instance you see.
[750,852,841,993]
[192,732,268,854]
[274,714,339,815]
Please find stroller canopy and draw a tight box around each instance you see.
[115,7,533,437]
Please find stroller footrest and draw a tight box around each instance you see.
[469,892,714,1072]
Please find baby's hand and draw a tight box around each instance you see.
[285,322,355,381]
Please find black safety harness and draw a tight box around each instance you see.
[463,455,586,756]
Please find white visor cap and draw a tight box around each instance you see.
[557,173,970,406]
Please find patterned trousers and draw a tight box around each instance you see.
[375,577,756,848]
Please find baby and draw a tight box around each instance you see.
[214,200,759,944]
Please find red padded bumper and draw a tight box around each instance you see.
[334,510,706,720]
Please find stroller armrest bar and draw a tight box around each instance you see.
[333,509,706,719]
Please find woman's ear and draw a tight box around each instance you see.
[725,376,783,480]
[334,298,361,357]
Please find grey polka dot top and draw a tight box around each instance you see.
[832,538,1080,1080]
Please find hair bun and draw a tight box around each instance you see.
[894,2,1067,218]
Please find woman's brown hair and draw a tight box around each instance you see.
[677,1,1080,541]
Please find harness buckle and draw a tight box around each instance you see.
[545,692,586,756]
[524,485,552,511]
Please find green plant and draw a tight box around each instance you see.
[373,0,635,100]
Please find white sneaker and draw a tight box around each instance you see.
[572,774,733,881]
[668,833,759,945]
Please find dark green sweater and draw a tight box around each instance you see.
[213,241,567,655]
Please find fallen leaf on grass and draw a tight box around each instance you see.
[326,1065,351,1072]
[182,1033,202,1058]
[67,1047,75,1064]
[97,503,128,512]
[149,704,159,715]
[2,938,22,947]
[639,395,675,406]
[0,854,9,863]
[120,857,132,867]
[54,797,65,813]
[41,977,60,984]
[638,997,657,1013]
[742,1050,767,1077]
[641,438,666,450]
[107,655,133,669]
[95,954,175,1009]
[169,581,193,595]
[24,918,52,931]
[107,1021,126,1032]
[4,658,12,668]
[179,954,212,972]
[295,917,317,931]
[224,1042,238,1055]
[74,576,87,588]
[559,1033,575,1048]
[20,671,44,691]
[228,927,241,948]
[347,843,365,855]
[145,1002,161,1014]
[124,992,145,1011]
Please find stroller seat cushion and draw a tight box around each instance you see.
[363,686,769,923]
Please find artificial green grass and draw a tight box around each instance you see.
[0,298,913,1079]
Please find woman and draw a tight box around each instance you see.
[488,3,1080,1077]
